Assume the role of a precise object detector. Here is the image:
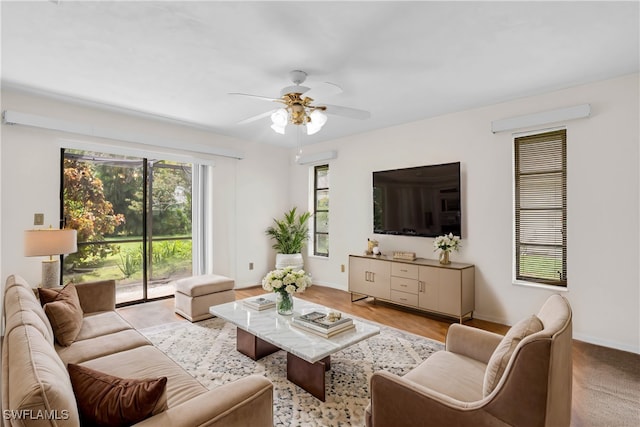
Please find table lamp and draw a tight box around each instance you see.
[24,228,77,288]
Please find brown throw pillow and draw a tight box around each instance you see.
[38,284,84,346]
[68,364,168,427]
[483,314,544,396]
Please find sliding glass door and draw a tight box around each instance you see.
[61,149,193,305]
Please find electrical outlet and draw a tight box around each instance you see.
[34,213,44,226]
[341,264,345,273]
[249,262,254,270]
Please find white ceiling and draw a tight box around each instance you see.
[2,1,638,148]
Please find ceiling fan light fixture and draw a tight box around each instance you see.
[232,70,369,137]
[306,109,328,135]
[270,108,288,134]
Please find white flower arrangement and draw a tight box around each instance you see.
[433,233,461,253]
[262,266,312,295]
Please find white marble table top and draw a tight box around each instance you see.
[209,293,380,364]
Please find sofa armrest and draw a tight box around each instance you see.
[445,324,503,364]
[369,371,495,427]
[74,280,116,313]
[133,375,273,427]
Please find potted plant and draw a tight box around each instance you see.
[265,207,312,270]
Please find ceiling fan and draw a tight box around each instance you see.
[230,70,371,135]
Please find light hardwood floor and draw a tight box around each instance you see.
[118,285,509,340]
[118,285,640,427]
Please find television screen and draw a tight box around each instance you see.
[373,162,461,237]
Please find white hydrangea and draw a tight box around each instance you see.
[262,266,312,295]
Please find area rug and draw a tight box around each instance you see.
[140,317,444,426]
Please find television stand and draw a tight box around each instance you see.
[348,254,474,323]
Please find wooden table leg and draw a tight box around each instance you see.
[287,353,331,401]
[236,328,280,360]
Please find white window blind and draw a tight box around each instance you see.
[514,129,567,286]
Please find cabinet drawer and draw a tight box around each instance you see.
[390,290,419,307]
[391,263,419,279]
[390,276,419,294]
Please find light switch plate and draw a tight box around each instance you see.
[34,213,44,226]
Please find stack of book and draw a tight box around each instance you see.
[291,311,355,338]
[243,297,275,311]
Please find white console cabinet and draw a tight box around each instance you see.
[349,254,474,322]
[348,256,391,300]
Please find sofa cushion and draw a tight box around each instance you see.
[4,283,54,345]
[483,314,544,396]
[39,284,84,346]
[68,363,167,427]
[80,345,207,408]
[57,328,152,365]
[75,311,134,341]
[6,324,81,426]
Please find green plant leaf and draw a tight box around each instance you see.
[265,207,312,254]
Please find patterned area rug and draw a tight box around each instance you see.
[140,317,444,426]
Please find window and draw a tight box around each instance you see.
[514,129,567,286]
[313,164,329,256]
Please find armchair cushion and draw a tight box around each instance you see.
[483,314,543,396]
[403,351,486,402]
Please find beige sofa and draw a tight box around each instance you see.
[2,275,274,427]
[366,294,573,427]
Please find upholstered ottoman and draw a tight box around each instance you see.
[174,274,235,322]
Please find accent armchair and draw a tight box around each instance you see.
[366,294,572,427]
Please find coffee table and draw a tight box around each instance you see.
[209,294,380,401]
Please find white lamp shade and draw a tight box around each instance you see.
[24,229,77,257]
[306,110,328,135]
[270,123,286,134]
[270,108,288,134]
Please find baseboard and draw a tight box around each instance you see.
[309,281,343,290]
[234,282,261,289]
[573,333,640,354]
[471,312,510,326]
[477,314,640,354]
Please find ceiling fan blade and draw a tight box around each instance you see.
[237,109,276,125]
[323,104,371,120]
[279,85,310,97]
[305,82,343,100]
[228,92,280,102]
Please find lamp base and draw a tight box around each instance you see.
[42,259,60,288]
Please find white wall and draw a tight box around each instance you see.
[0,88,292,304]
[291,74,639,353]
[2,75,638,353]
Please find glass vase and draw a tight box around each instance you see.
[439,250,451,265]
[276,291,294,315]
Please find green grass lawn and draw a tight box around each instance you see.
[63,239,192,285]
[519,254,563,281]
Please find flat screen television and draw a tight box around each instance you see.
[373,162,461,237]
